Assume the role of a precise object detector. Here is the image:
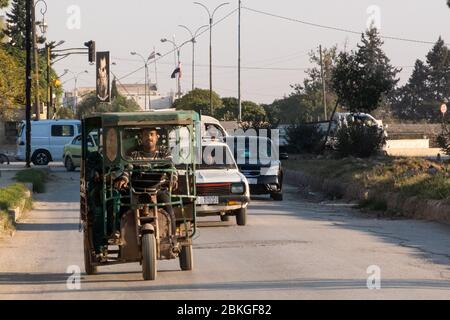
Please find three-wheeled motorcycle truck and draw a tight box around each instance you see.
[80,111,201,280]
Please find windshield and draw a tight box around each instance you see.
[227,136,277,165]
[197,145,237,170]
[120,125,195,164]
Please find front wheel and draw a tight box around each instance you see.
[235,207,247,226]
[142,233,157,280]
[83,230,97,275]
[179,244,193,271]
[65,156,75,172]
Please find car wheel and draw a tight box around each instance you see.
[271,192,283,201]
[65,156,75,172]
[32,150,50,166]
[235,207,247,226]
[220,215,231,222]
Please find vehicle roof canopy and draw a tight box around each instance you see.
[83,111,200,128]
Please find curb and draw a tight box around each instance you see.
[285,168,450,225]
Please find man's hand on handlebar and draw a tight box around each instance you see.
[114,177,128,189]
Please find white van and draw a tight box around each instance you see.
[16,120,81,165]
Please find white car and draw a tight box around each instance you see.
[196,141,250,226]
[16,119,81,165]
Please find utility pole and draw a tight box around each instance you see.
[153,46,159,93]
[238,0,242,122]
[319,45,327,120]
[31,3,41,120]
[25,0,32,167]
[46,44,50,119]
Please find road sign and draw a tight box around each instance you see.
[441,104,447,114]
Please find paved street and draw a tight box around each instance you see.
[0,166,450,299]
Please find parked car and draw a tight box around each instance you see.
[16,120,81,165]
[63,133,98,171]
[225,135,283,201]
[196,141,250,225]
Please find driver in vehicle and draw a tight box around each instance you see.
[113,127,177,226]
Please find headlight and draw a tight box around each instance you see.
[231,183,244,194]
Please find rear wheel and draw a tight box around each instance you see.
[220,214,231,222]
[179,244,193,271]
[142,233,157,280]
[83,229,97,275]
[235,207,247,226]
[32,150,50,166]
[65,156,75,172]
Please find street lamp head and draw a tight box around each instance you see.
[130,52,137,55]
[161,38,168,43]
[38,20,48,34]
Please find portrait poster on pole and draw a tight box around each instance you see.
[96,51,110,103]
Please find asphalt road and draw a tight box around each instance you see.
[1,166,450,299]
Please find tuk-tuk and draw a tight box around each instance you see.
[80,111,201,280]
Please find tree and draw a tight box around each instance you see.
[76,90,140,119]
[0,0,9,8]
[173,89,222,116]
[391,38,450,122]
[0,45,24,120]
[341,27,400,113]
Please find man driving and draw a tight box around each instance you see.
[113,127,177,227]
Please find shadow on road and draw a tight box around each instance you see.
[16,222,79,232]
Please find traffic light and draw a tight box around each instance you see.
[84,40,96,63]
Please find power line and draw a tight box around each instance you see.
[242,6,448,46]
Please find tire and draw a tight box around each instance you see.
[83,230,97,275]
[271,192,283,201]
[142,233,157,280]
[179,244,193,271]
[65,156,75,172]
[235,207,247,226]
[220,214,231,222]
[32,150,50,166]
[0,154,9,165]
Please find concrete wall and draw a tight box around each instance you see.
[385,139,430,149]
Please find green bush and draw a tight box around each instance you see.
[13,169,49,193]
[336,122,386,158]
[285,124,324,154]
[0,183,31,210]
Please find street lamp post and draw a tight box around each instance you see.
[65,69,88,113]
[131,51,153,111]
[194,1,229,115]
[32,0,47,120]
[25,0,32,167]
[178,24,208,91]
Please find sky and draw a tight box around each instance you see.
[1,0,450,104]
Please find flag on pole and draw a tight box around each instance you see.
[171,62,182,79]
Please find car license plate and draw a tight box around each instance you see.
[197,196,219,205]
[247,178,258,184]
